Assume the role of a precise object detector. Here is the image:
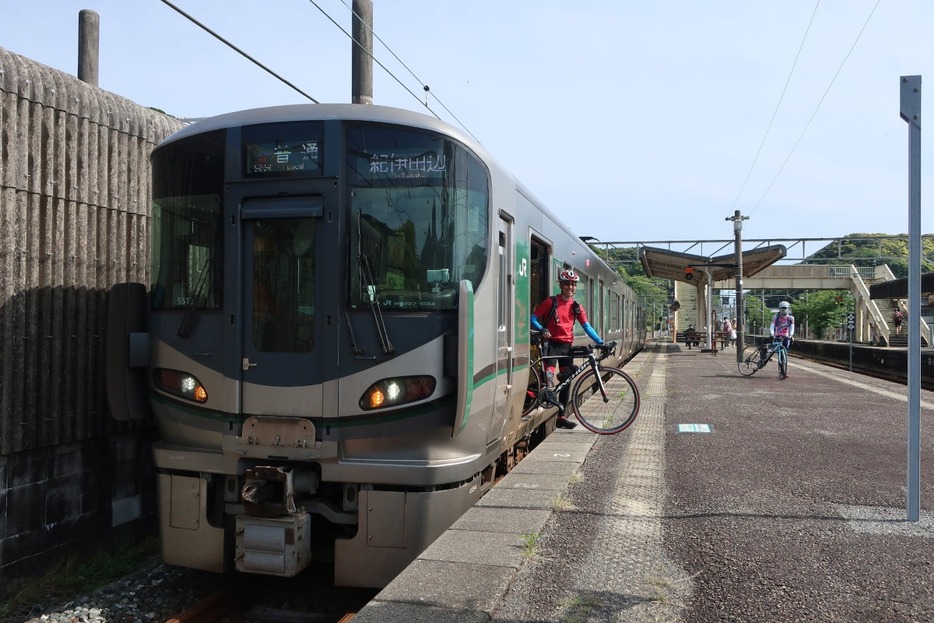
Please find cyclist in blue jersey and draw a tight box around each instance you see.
[769,301,795,380]
[531,268,605,429]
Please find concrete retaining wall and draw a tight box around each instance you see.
[0,46,184,574]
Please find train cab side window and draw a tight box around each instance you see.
[346,123,490,311]
[151,130,226,310]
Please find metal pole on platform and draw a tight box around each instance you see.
[727,211,748,361]
[899,75,921,522]
[704,267,714,351]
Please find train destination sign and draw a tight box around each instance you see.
[367,151,447,180]
[245,139,322,176]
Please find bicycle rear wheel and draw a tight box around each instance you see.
[570,366,640,434]
[521,366,542,417]
[738,346,762,376]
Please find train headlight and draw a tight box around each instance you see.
[360,376,436,410]
[154,368,208,403]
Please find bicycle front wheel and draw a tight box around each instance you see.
[738,346,762,376]
[571,366,640,434]
[778,348,788,378]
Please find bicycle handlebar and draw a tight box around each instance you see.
[530,332,617,361]
[575,341,617,360]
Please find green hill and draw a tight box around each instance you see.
[804,233,934,278]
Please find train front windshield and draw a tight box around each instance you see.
[346,124,489,311]
[149,121,489,317]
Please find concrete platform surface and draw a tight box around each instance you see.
[351,343,934,622]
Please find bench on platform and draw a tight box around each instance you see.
[678,331,731,353]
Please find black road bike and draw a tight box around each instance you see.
[522,332,640,434]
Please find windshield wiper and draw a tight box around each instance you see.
[358,254,394,354]
[177,259,213,338]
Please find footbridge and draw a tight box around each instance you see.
[712,263,923,348]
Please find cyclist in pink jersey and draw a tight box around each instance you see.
[769,301,795,379]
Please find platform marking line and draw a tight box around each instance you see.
[790,360,934,409]
[568,348,692,622]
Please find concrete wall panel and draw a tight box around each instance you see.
[0,45,185,574]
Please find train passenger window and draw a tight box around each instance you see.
[346,123,489,311]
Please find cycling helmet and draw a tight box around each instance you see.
[778,301,790,310]
[559,269,579,283]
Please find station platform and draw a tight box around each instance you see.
[351,342,934,622]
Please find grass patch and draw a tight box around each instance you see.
[562,594,603,623]
[519,532,541,559]
[0,536,160,620]
[552,494,574,511]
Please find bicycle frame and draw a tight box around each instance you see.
[738,337,788,377]
[538,350,602,398]
[764,338,788,367]
[527,340,613,412]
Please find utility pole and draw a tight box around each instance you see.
[726,210,748,362]
[351,0,374,104]
[78,9,99,86]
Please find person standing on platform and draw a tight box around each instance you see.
[531,269,605,429]
[770,301,795,380]
[722,316,734,349]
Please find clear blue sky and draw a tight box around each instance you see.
[3,0,932,245]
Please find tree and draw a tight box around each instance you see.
[790,291,851,339]
[742,296,772,335]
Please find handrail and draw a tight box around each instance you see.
[848,266,890,345]
[848,265,930,346]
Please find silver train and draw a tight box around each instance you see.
[107,104,646,587]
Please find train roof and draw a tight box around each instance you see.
[159,102,601,273]
[160,103,486,155]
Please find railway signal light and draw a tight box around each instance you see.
[684,266,694,281]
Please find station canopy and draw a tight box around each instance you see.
[640,244,787,284]
[869,272,934,299]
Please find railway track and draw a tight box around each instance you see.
[795,351,934,391]
[165,569,374,623]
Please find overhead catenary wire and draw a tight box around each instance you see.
[731,0,822,212]
[159,0,320,103]
[337,0,479,144]
[304,0,422,107]
[161,0,483,146]
[747,0,882,215]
